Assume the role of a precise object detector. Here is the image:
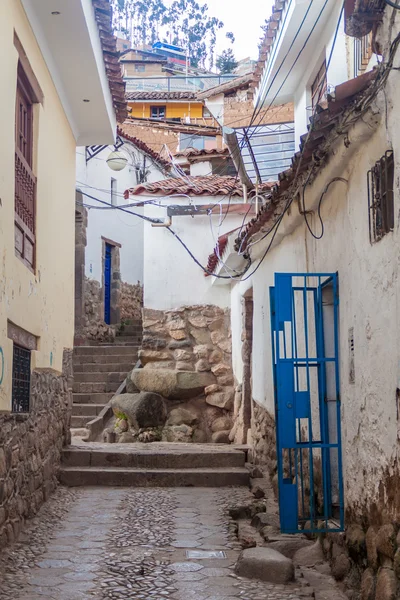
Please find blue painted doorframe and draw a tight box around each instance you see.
[270,273,344,534]
[104,243,112,325]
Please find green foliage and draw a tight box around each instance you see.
[216,49,238,74]
[115,411,128,421]
[111,0,234,70]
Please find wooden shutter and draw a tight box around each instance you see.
[15,62,36,270]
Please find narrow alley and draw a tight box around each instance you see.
[0,486,315,600]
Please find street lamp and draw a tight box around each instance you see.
[106,150,128,172]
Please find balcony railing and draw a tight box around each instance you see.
[124,74,235,93]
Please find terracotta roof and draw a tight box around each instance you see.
[252,1,288,92]
[126,176,273,198]
[91,0,128,122]
[206,233,231,274]
[117,125,171,169]
[235,69,377,252]
[126,91,198,101]
[124,117,221,136]
[174,147,230,160]
[197,73,254,100]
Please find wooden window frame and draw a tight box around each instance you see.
[150,105,166,119]
[14,33,43,272]
[354,33,373,78]
[311,60,327,110]
[368,150,395,243]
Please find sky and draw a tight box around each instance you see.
[161,0,274,62]
[204,0,274,60]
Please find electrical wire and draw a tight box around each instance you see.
[302,178,348,239]
[384,0,400,8]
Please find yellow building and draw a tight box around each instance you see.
[127,91,211,124]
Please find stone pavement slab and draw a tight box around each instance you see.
[0,485,314,600]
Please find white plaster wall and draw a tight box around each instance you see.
[76,144,165,285]
[139,195,247,310]
[204,94,224,125]
[230,90,400,514]
[293,8,348,150]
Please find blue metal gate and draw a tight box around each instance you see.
[270,273,344,534]
[104,243,112,325]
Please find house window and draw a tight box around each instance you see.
[368,150,394,243]
[150,105,166,119]
[311,60,327,110]
[135,63,146,72]
[354,34,372,78]
[15,61,36,270]
[12,343,31,413]
[111,177,117,206]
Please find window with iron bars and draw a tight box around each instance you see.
[354,34,373,78]
[311,60,327,110]
[368,150,395,243]
[12,343,31,413]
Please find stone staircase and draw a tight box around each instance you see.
[72,344,139,429]
[59,443,250,487]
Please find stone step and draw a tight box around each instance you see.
[74,354,138,365]
[71,415,96,428]
[71,404,106,417]
[74,372,128,384]
[73,381,121,394]
[62,447,246,469]
[73,392,114,405]
[74,346,139,356]
[73,363,133,373]
[59,466,250,487]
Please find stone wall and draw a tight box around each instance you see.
[0,350,72,548]
[140,305,235,441]
[120,281,143,323]
[79,277,115,343]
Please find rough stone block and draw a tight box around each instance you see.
[375,567,396,600]
[169,329,187,340]
[293,540,324,567]
[361,567,375,600]
[111,392,167,430]
[235,547,295,584]
[211,416,233,433]
[376,524,396,559]
[366,526,378,570]
[130,368,216,400]
[206,391,233,410]
[166,408,198,426]
[211,430,230,444]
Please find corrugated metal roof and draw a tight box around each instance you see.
[235,122,295,183]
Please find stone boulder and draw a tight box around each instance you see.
[162,424,193,443]
[205,390,234,410]
[166,407,198,427]
[130,369,216,400]
[211,430,230,444]
[111,393,167,430]
[235,547,294,584]
[211,415,233,432]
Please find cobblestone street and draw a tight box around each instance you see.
[0,486,314,600]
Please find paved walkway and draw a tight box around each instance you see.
[0,487,313,600]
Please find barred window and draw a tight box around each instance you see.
[311,61,327,110]
[15,61,36,270]
[368,150,395,243]
[354,34,373,78]
[12,344,31,413]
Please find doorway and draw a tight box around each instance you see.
[104,243,112,325]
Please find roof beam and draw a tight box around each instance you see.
[223,127,254,190]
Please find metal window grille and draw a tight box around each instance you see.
[12,344,31,413]
[311,61,327,110]
[368,150,395,243]
[354,34,372,78]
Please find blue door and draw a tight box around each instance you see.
[270,273,344,534]
[104,243,112,324]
